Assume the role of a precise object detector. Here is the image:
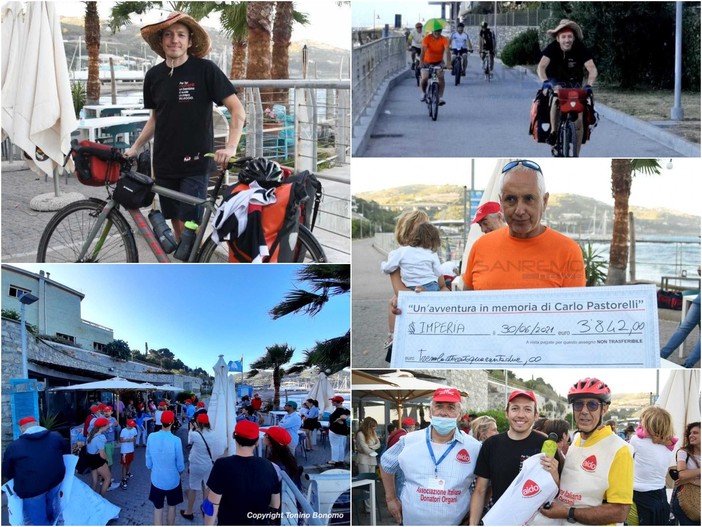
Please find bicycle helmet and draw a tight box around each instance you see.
[238,157,284,189]
[481,21,488,28]
[567,378,611,404]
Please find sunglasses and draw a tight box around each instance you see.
[501,160,542,174]
[572,400,603,412]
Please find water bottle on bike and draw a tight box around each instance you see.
[148,210,177,254]
[174,221,198,261]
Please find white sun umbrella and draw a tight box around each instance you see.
[208,356,236,458]
[1,1,80,208]
[656,369,701,443]
[307,372,337,414]
[153,384,185,392]
[456,158,513,282]
[51,376,158,423]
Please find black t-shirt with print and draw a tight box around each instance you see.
[144,57,235,179]
[542,39,593,86]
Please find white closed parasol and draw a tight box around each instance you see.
[1,1,82,210]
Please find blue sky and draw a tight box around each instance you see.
[12,264,350,374]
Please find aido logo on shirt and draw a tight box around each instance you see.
[581,455,597,472]
[521,479,541,497]
[455,448,470,463]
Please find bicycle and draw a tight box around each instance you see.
[480,51,493,81]
[409,47,421,86]
[37,144,327,263]
[549,86,592,158]
[423,65,443,121]
[451,50,469,86]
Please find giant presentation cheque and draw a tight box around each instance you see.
[391,284,659,368]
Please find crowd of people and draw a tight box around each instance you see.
[2,388,353,526]
[353,380,700,526]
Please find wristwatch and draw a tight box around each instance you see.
[567,507,577,524]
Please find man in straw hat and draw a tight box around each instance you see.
[537,18,598,152]
[125,12,245,240]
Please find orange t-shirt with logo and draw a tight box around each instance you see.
[422,34,449,63]
[463,226,586,290]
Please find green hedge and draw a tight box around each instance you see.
[501,28,541,68]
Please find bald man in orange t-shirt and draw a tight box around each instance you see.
[462,160,585,290]
[420,25,451,105]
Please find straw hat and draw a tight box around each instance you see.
[140,12,211,59]
[547,19,584,41]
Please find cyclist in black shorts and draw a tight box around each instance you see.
[478,21,495,74]
[537,19,598,149]
[449,23,472,76]
[407,22,424,69]
[125,12,245,241]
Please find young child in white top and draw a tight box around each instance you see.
[381,220,445,357]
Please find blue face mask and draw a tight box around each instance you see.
[431,416,457,436]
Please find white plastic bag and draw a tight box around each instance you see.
[483,454,559,526]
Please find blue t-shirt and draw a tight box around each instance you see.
[87,433,107,454]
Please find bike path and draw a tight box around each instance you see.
[1,162,348,264]
[359,54,685,158]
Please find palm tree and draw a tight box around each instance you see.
[269,265,350,374]
[85,2,101,105]
[247,343,295,409]
[606,159,662,285]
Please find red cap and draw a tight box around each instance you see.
[235,419,259,440]
[402,417,416,426]
[433,387,462,403]
[196,402,205,408]
[103,405,113,412]
[265,426,292,446]
[185,399,192,404]
[196,413,209,425]
[90,405,100,413]
[508,390,537,404]
[19,416,37,427]
[126,419,137,427]
[93,417,109,428]
[254,393,260,397]
[97,404,107,411]
[471,201,501,224]
[158,401,167,408]
[330,396,344,403]
[160,410,175,425]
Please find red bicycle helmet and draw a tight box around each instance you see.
[567,377,611,404]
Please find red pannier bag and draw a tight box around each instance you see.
[71,140,122,186]
[217,167,321,263]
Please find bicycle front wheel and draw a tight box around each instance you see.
[430,84,439,121]
[454,62,461,85]
[561,120,577,158]
[197,225,327,263]
[37,199,138,262]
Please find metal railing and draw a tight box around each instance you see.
[462,9,552,27]
[230,80,350,174]
[352,36,407,125]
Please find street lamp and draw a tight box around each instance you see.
[18,292,39,379]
